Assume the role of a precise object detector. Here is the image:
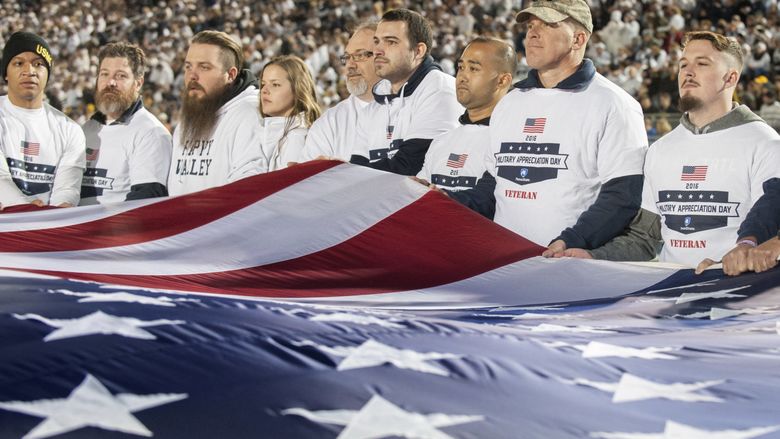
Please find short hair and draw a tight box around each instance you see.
[97,42,147,79]
[190,30,243,71]
[465,36,518,76]
[381,9,433,56]
[352,20,378,34]
[683,31,743,70]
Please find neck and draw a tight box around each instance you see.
[537,57,582,89]
[8,94,43,110]
[467,101,497,122]
[687,99,732,128]
[391,72,413,95]
[358,82,378,102]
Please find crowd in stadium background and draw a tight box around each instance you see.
[1,0,779,140]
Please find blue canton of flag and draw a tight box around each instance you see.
[523,118,546,134]
[21,141,40,157]
[446,153,468,169]
[681,165,708,181]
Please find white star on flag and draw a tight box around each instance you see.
[591,421,780,439]
[675,286,750,304]
[310,312,405,329]
[282,394,483,439]
[529,323,616,334]
[13,310,185,341]
[582,341,680,360]
[48,289,199,307]
[293,339,460,376]
[645,281,719,295]
[560,377,619,393]
[0,374,187,439]
[612,373,725,403]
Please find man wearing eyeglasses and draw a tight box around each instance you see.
[301,23,380,161]
[348,8,463,176]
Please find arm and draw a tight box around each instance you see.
[126,126,172,201]
[445,171,496,220]
[228,111,267,180]
[355,138,433,176]
[584,208,662,261]
[49,124,86,207]
[737,177,780,244]
[555,174,644,249]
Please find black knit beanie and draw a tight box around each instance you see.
[1,32,53,82]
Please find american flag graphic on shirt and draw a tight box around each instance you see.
[523,118,546,134]
[21,141,40,156]
[681,165,708,181]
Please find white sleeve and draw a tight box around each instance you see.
[597,100,648,183]
[750,138,780,204]
[640,146,658,214]
[281,127,308,165]
[129,126,172,186]
[0,150,29,207]
[300,116,333,161]
[228,112,266,181]
[49,124,86,206]
[403,77,462,140]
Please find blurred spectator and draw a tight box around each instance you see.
[760,88,780,132]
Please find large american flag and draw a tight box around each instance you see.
[0,161,779,438]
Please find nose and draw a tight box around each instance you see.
[22,63,37,76]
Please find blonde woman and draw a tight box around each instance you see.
[259,55,321,171]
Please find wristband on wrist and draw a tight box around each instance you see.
[737,239,757,247]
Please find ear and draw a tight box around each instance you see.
[227,66,239,82]
[136,76,145,89]
[572,31,588,51]
[724,69,739,88]
[413,42,427,61]
[497,72,513,89]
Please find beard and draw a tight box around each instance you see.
[179,81,232,143]
[95,86,137,118]
[346,76,368,96]
[679,95,703,112]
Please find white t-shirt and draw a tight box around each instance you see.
[489,73,647,246]
[80,104,172,205]
[0,96,85,207]
[261,113,308,172]
[350,69,463,163]
[643,120,780,266]
[168,87,265,196]
[417,122,489,191]
[301,95,370,162]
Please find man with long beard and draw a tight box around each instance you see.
[80,42,172,204]
[168,30,264,196]
[301,22,380,161]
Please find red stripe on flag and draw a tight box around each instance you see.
[20,192,544,297]
[0,160,341,252]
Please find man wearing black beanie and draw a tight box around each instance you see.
[0,31,85,209]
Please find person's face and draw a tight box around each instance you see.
[523,17,577,73]
[95,56,142,116]
[455,42,502,110]
[344,28,380,96]
[260,64,295,117]
[373,20,419,83]
[5,52,48,107]
[678,39,736,111]
[183,43,234,100]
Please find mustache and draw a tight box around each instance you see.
[187,81,205,92]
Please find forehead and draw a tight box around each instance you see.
[460,42,496,64]
[681,39,719,59]
[185,43,223,63]
[346,28,375,52]
[10,51,45,63]
[376,20,408,39]
[262,64,288,80]
[99,56,133,71]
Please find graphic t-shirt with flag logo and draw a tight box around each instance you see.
[417,124,489,191]
[0,96,85,207]
[488,75,647,246]
[642,119,780,266]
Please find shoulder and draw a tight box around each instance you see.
[588,74,643,112]
[132,108,170,133]
[417,70,456,94]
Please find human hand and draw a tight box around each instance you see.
[542,239,566,258]
[561,248,593,259]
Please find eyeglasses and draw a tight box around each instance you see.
[339,50,374,66]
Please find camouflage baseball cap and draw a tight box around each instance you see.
[516,0,593,34]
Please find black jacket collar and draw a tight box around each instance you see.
[225,68,259,101]
[373,55,441,103]
[515,59,596,90]
[458,111,490,126]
